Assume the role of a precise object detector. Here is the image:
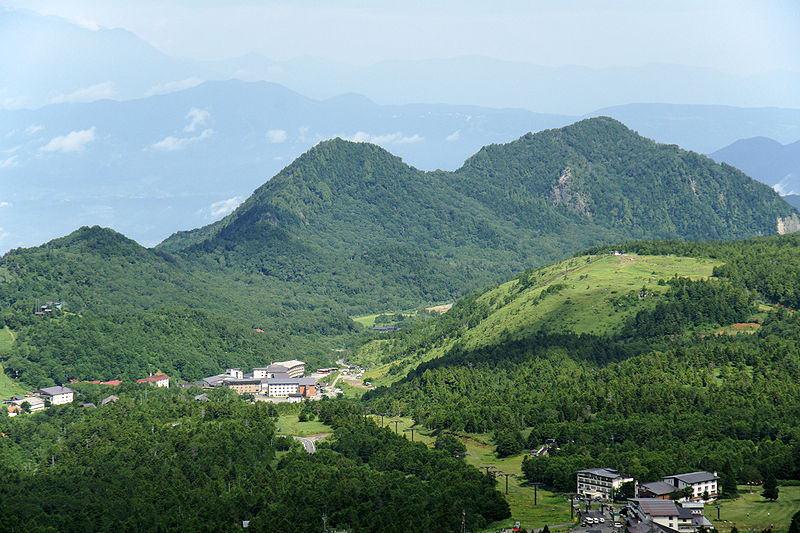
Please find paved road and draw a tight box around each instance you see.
[293,435,326,453]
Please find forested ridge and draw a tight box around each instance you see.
[159,116,795,314]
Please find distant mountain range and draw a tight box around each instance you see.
[4,8,800,251]
[3,78,800,251]
[711,137,800,195]
[4,8,800,116]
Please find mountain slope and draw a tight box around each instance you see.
[357,235,800,487]
[159,117,797,314]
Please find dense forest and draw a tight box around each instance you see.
[0,387,509,532]
[360,235,800,491]
[159,116,795,312]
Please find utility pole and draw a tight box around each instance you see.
[404,427,417,441]
[532,481,543,505]
[566,492,578,521]
[479,465,496,477]
[392,420,400,434]
[497,471,513,495]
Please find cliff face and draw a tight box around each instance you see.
[777,213,800,235]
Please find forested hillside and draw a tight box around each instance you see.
[0,226,354,386]
[360,234,800,491]
[0,388,509,532]
[160,117,796,312]
[2,118,797,388]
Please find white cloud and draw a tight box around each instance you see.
[50,82,116,104]
[145,78,204,97]
[0,156,18,169]
[1,96,30,109]
[71,15,100,31]
[446,130,461,142]
[266,129,288,143]
[209,196,244,218]
[0,228,9,241]
[41,127,96,153]
[25,125,44,135]
[151,129,213,151]
[184,108,210,132]
[0,202,10,208]
[348,131,424,145]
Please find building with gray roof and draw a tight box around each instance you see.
[576,468,633,500]
[662,471,719,501]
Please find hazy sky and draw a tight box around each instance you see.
[5,0,800,74]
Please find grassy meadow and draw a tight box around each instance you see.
[275,414,332,437]
[707,485,800,533]
[362,253,721,386]
[0,327,25,398]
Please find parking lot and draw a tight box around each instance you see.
[574,507,624,533]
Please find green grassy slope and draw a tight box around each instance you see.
[357,253,720,386]
[0,327,25,398]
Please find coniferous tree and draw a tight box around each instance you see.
[761,473,779,501]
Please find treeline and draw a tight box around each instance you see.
[0,389,509,532]
[0,307,331,388]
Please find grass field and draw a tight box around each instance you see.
[0,327,25,398]
[363,253,721,387]
[707,485,800,533]
[352,311,415,329]
[0,326,14,353]
[276,415,333,437]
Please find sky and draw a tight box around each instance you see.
[4,0,800,74]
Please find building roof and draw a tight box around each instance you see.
[100,395,119,405]
[630,498,679,517]
[35,386,74,396]
[194,393,210,402]
[577,467,625,479]
[641,481,678,496]
[264,364,289,373]
[100,380,123,386]
[226,379,261,386]
[136,374,169,383]
[265,377,316,385]
[273,359,304,369]
[663,471,719,484]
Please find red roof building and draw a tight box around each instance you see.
[100,380,123,386]
[136,374,170,388]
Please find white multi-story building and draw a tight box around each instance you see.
[662,471,719,501]
[266,380,300,397]
[11,396,47,412]
[253,364,289,379]
[34,386,74,405]
[576,468,633,500]
[272,360,305,378]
